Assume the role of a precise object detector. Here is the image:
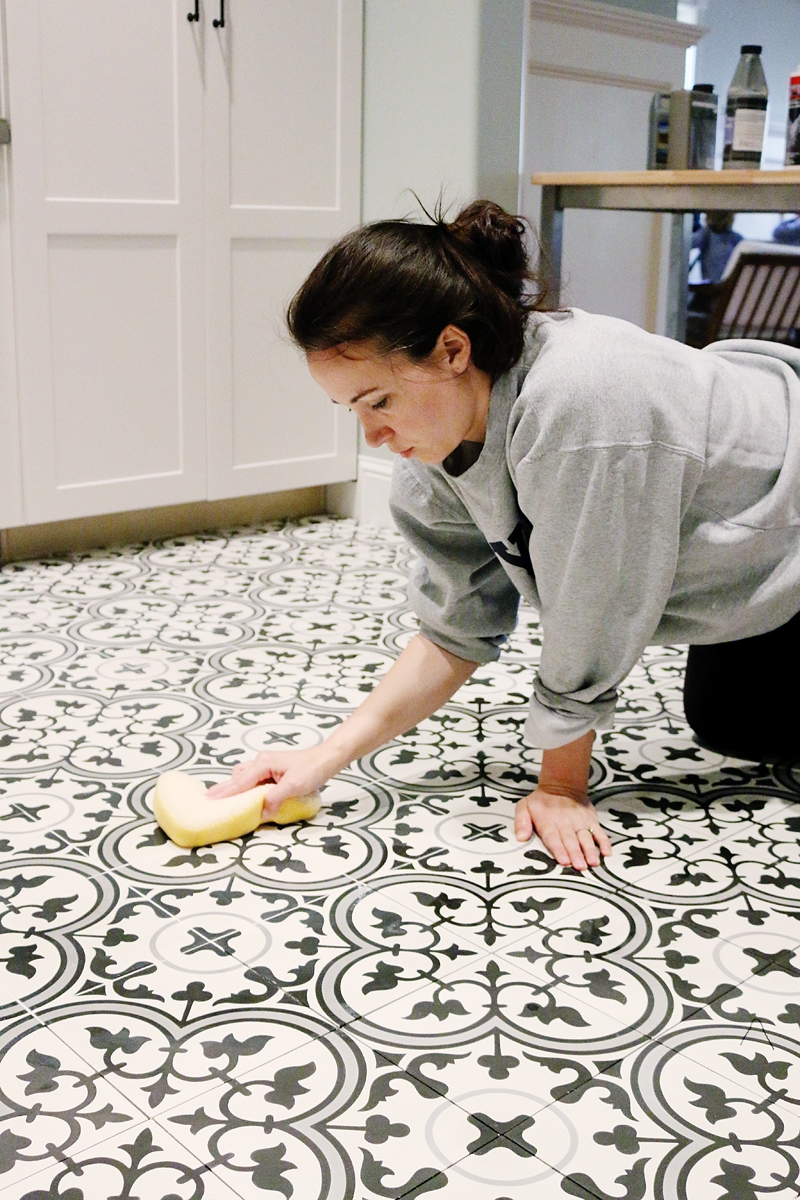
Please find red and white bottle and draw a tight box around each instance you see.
[786,58,800,167]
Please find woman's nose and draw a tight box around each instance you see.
[361,414,391,448]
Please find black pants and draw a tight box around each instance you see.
[683,610,800,763]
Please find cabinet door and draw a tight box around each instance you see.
[6,0,207,523]
[204,0,361,501]
[0,98,22,529]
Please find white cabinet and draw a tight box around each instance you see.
[3,0,360,526]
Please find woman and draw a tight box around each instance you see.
[209,201,800,871]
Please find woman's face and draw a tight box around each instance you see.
[307,326,491,465]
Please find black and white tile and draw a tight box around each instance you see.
[0,516,798,1199]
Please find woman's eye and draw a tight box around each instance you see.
[372,398,388,411]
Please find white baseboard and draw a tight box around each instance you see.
[325,454,395,529]
[1,486,326,563]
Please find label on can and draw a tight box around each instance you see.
[787,74,800,167]
[732,106,767,152]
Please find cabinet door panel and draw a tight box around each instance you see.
[6,0,206,523]
[231,241,342,470]
[230,0,339,209]
[49,235,181,486]
[206,0,361,501]
[39,0,177,202]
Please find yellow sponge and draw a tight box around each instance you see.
[151,770,321,849]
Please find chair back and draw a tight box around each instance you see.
[709,246,800,343]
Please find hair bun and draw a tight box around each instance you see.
[448,200,529,286]
[288,198,542,382]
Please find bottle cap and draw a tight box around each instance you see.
[692,83,715,93]
[740,44,762,55]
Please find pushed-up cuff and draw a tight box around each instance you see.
[524,678,618,749]
[417,622,506,666]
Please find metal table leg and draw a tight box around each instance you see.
[665,211,692,342]
[538,185,564,309]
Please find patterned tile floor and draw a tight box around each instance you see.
[0,516,799,1200]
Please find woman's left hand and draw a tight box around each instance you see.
[514,786,612,871]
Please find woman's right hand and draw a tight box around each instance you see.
[205,747,336,816]
[203,637,477,820]
[514,785,611,871]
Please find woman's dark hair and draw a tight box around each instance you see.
[286,200,545,381]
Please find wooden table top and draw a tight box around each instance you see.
[530,169,800,186]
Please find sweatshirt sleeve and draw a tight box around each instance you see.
[390,464,521,664]
[514,440,704,748]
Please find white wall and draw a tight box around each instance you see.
[521,2,694,333]
[357,0,684,471]
[334,0,688,524]
[361,0,682,221]
[694,0,800,238]
[362,0,526,221]
[359,0,526,465]
[363,1,479,222]
[476,1,531,210]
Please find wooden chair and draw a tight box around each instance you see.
[686,241,800,348]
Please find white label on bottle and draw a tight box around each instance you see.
[732,107,766,152]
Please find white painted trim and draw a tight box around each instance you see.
[355,455,394,528]
[529,0,705,48]
[0,486,327,562]
[325,453,395,528]
[358,454,393,482]
[528,61,672,93]
[325,479,358,519]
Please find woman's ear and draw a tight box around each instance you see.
[435,325,472,375]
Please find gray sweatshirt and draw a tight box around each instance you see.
[389,309,800,748]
